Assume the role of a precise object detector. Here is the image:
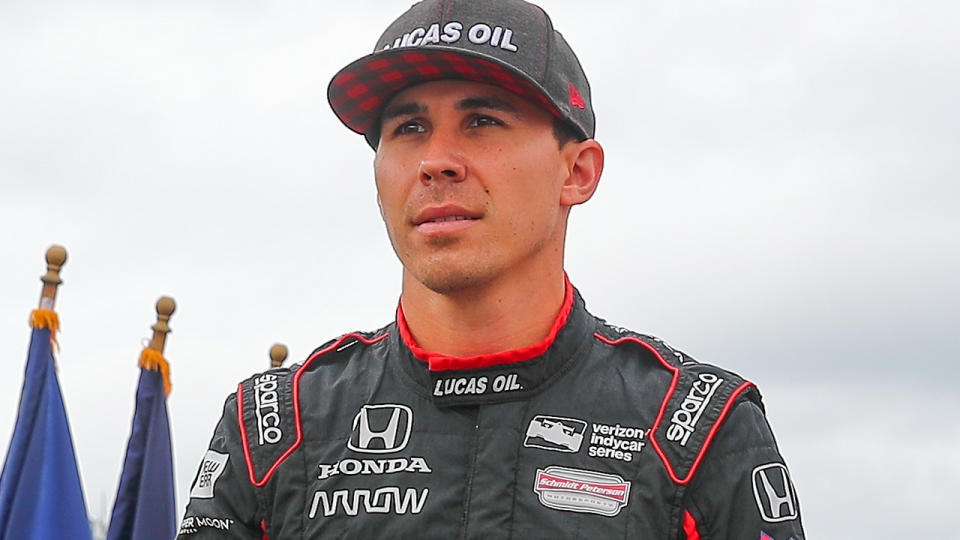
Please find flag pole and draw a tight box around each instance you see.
[38,245,66,310]
[138,297,175,396]
[105,297,178,540]
[0,246,94,540]
[148,297,176,354]
[270,343,288,368]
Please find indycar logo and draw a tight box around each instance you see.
[534,466,630,517]
[308,487,429,518]
[524,416,586,453]
[348,404,412,454]
[666,372,723,446]
[752,463,799,522]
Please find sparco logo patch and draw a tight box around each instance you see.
[253,374,281,445]
[752,463,799,523]
[317,457,432,481]
[348,404,412,454]
[308,487,429,518]
[524,416,586,453]
[381,21,519,52]
[533,466,631,517]
[189,450,228,499]
[666,372,723,446]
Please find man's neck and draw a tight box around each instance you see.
[399,270,568,358]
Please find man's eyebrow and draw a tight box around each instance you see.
[456,96,518,113]
[381,102,425,121]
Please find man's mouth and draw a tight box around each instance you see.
[413,206,482,226]
[426,216,473,223]
[413,206,481,233]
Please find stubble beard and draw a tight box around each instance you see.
[399,235,495,296]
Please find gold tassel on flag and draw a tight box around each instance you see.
[30,310,59,333]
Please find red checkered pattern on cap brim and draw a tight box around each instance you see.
[330,49,560,137]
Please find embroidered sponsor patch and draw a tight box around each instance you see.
[348,404,413,454]
[308,487,429,518]
[524,416,586,453]
[189,450,228,499]
[752,463,799,522]
[533,466,630,517]
[317,456,432,481]
[666,372,723,446]
[178,515,234,535]
[381,22,519,52]
[253,373,282,445]
[587,422,646,462]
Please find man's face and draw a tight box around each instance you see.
[374,80,574,295]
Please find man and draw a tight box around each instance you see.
[178,1,805,538]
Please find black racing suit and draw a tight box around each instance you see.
[178,284,805,539]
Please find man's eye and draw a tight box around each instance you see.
[468,115,502,128]
[395,121,425,135]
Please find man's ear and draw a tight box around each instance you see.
[560,139,604,206]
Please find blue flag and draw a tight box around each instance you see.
[0,317,93,540]
[106,349,176,540]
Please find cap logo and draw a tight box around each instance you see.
[568,84,585,109]
[382,21,518,52]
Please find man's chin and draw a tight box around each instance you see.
[408,265,494,297]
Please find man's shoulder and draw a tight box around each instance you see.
[592,318,755,385]
[234,323,394,386]
[592,318,699,369]
[590,317,768,483]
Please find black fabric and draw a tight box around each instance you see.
[177,290,805,539]
[327,0,595,148]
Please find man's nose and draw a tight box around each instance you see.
[417,131,466,184]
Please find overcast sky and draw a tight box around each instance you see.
[1,1,957,538]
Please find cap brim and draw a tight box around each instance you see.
[327,46,564,147]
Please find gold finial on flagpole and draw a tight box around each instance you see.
[39,245,67,310]
[149,297,177,354]
[270,343,288,368]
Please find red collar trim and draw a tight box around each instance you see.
[398,277,575,372]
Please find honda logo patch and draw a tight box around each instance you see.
[348,404,412,454]
[752,463,799,522]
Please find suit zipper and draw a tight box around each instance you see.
[460,409,481,540]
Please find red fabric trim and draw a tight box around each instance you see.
[593,333,756,485]
[398,277,574,371]
[683,380,756,483]
[683,510,701,540]
[238,333,389,487]
[593,333,681,481]
[260,520,269,540]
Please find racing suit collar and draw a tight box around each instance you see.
[392,278,596,407]
[397,275,575,372]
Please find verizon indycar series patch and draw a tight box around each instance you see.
[524,415,586,453]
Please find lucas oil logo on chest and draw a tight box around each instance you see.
[432,372,522,397]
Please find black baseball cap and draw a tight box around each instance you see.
[327,0,595,148]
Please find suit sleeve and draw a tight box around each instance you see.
[177,393,263,539]
[681,399,805,540]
